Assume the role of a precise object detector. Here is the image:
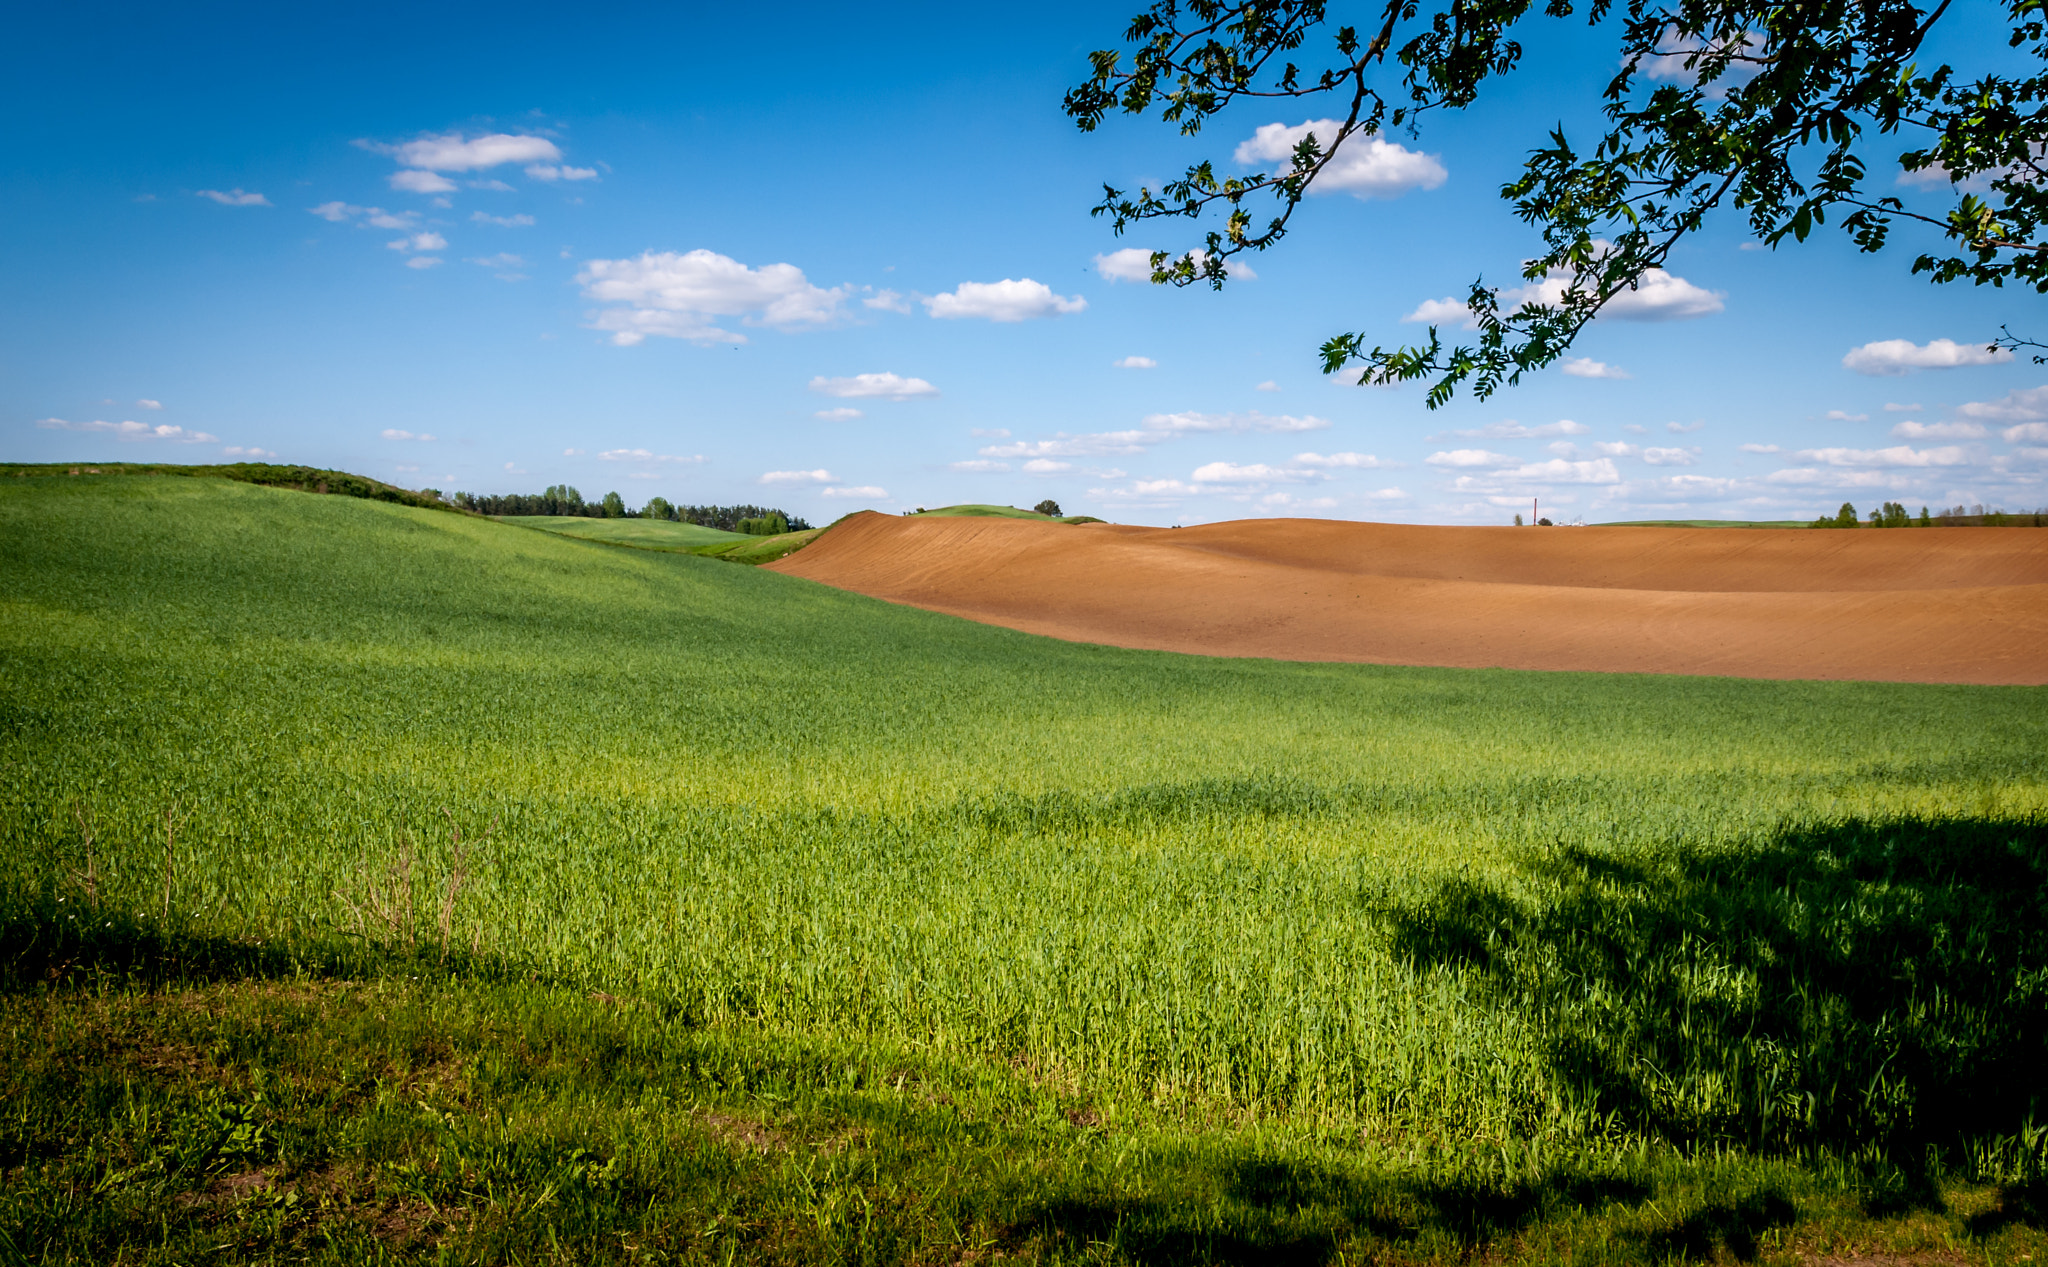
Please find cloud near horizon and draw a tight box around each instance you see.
[37,417,218,442]
[1842,338,2011,375]
[808,372,938,400]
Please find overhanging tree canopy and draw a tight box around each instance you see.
[1065,0,2048,406]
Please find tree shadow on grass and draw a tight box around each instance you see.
[1011,1154,1803,1266]
[1384,814,2048,1197]
[1965,1179,2048,1237]
[0,900,519,995]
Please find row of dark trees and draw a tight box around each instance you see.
[451,485,810,532]
[1812,502,2048,528]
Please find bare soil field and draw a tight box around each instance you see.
[769,512,2048,683]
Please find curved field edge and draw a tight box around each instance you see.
[3,477,2046,1241]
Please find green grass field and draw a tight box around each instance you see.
[505,514,756,548]
[4,472,2045,1264]
[508,513,826,565]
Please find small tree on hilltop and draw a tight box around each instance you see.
[1034,499,1063,517]
[643,496,674,522]
[601,491,626,519]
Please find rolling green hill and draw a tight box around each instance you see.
[504,513,755,549]
[4,472,2046,1264]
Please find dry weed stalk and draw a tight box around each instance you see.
[161,798,185,927]
[333,831,417,949]
[333,812,495,957]
[437,808,497,962]
[69,802,100,914]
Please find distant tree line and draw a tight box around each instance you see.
[1810,501,2047,528]
[451,485,810,532]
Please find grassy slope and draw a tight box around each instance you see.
[505,514,753,548]
[4,475,2047,1263]
[915,504,1105,524]
[916,503,1051,519]
[687,526,825,564]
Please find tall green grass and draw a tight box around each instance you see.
[3,474,2043,1167]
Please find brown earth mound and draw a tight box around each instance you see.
[767,512,2048,684]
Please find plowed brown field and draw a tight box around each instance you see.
[767,511,2048,683]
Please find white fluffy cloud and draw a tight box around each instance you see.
[1597,441,1642,456]
[373,133,562,172]
[380,429,436,441]
[978,411,1327,461]
[1192,461,1322,484]
[1093,247,1253,282]
[1517,272,1724,321]
[525,164,597,182]
[1292,451,1390,469]
[1427,449,1519,468]
[599,449,703,464]
[814,407,863,421]
[1891,420,1985,439]
[1841,338,2011,375]
[862,288,911,313]
[1114,356,1157,369]
[924,279,1086,321]
[1763,467,1904,488]
[471,212,534,227]
[808,372,939,400]
[761,469,834,484]
[468,253,526,278]
[389,170,458,194]
[35,418,218,442]
[1739,443,1779,454]
[1234,121,1447,199]
[1958,385,2048,422]
[2005,421,2048,442]
[1406,267,1721,327]
[224,445,277,458]
[405,256,442,270]
[197,188,270,206]
[822,485,887,498]
[1504,458,1622,483]
[136,399,162,410]
[1793,444,1968,467]
[1402,297,1475,325]
[387,231,447,253]
[578,250,850,345]
[1094,248,1157,282]
[1561,357,1630,379]
[1824,409,1869,421]
[950,459,1010,472]
[1450,419,1591,440]
[1642,447,1698,466]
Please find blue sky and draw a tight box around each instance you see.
[7,0,2045,524]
